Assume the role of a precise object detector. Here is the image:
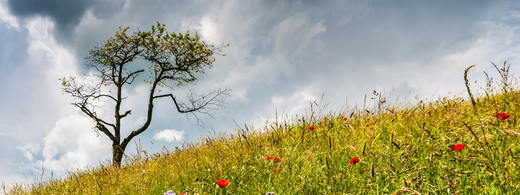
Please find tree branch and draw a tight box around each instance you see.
[152,87,231,128]
[73,101,117,143]
[120,110,131,118]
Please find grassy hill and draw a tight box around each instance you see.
[3,62,520,194]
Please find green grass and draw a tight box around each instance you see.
[3,62,520,194]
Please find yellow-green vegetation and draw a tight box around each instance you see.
[3,61,520,194]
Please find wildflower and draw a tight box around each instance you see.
[273,158,281,163]
[272,169,281,173]
[266,192,275,195]
[164,190,176,195]
[267,157,273,161]
[344,117,348,120]
[493,112,510,120]
[349,157,360,164]
[453,144,465,151]
[309,126,316,131]
[217,179,229,188]
[478,185,486,189]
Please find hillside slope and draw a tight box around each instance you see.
[3,62,520,194]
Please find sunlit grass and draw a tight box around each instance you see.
[3,61,520,194]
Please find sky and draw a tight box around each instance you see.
[1,0,520,190]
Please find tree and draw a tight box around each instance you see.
[59,21,231,167]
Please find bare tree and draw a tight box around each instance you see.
[59,21,231,167]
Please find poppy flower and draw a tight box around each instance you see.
[272,169,281,173]
[309,126,316,131]
[217,179,229,188]
[267,157,273,161]
[344,117,348,120]
[273,158,281,163]
[493,112,510,120]
[453,144,465,151]
[478,186,486,189]
[349,157,360,164]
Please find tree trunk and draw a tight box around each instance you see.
[112,144,124,167]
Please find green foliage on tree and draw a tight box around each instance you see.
[58,21,231,167]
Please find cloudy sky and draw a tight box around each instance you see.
[1,0,520,189]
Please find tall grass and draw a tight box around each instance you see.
[3,61,520,194]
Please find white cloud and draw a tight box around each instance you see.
[198,16,220,44]
[181,14,221,44]
[37,115,111,172]
[153,129,185,142]
[0,158,35,190]
[0,0,20,30]
[18,143,40,161]
[271,87,319,119]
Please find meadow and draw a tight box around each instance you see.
[2,61,520,194]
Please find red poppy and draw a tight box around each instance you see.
[349,157,360,164]
[478,186,486,189]
[217,179,229,187]
[344,117,348,120]
[267,157,273,161]
[272,169,281,173]
[309,126,316,131]
[453,144,465,151]
[493,112,510,120]
[273,158,281,163]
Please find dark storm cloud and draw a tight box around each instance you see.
[312,0,505,68]
[279,0,509,105]
[7,0,125,44]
